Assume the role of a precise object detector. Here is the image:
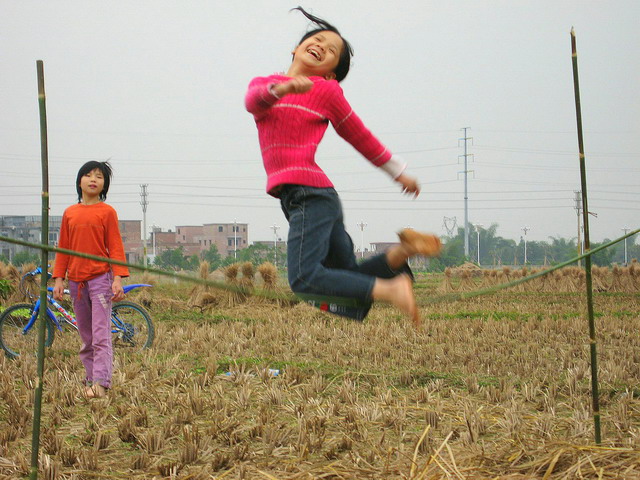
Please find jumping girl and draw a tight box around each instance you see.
[245,7,441,326]
[53,161,128,398]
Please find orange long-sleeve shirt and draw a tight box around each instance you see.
[53,202,129,282]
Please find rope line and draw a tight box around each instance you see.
[1,227,637,308]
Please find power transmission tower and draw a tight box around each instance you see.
[458,128,473,259]
[442,216,457,237]
[140,184,148,267]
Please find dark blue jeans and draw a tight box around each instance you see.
[279,185,412,321]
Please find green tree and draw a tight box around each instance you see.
[234,243,286,267]
[154,246,192,271]
[201,244,223,269]
[438,236,466,269]
[11,250,40,266]
[547,236,578,264]
[590,240,617,266]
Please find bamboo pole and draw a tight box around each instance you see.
[30,59,50,480]
[571,28,601,444]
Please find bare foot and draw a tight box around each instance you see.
[395,274,421,329]
[398,229,442,257]
[84,384,107,399]
[372,274,420,329]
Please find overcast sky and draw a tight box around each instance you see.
[1,1,638,247]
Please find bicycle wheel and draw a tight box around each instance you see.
[111,301,154,351]
[0,303,54,359]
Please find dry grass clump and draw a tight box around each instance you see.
[493,266,514,291]
[480,269,495,288]
[223,263,247,306]
[458,270,475,291]
[629,259,640,290]
[239,261,255,291]
[258,262,277,290]
[436,267,455,293]
[610,265,627,292]
[592,266,609,291]
[188,261,222,310]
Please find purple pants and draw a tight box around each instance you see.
[69,271,113,389]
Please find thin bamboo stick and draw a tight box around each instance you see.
[571,27,601,445]
[30,59,49,480]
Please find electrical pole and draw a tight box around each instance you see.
[622,227,630,266]
[472,223,483,265]
[140,184,148,267]
[357,220,367,259]
[521,226,530,264]
[574,190,582,267]
[151,224,157,257]
[271,224,280,267]
[459,128,473,259]
[234,219,237,260]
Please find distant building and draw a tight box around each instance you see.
[166,223,249,258]
[0,215,63,262]
[119,220,143,264]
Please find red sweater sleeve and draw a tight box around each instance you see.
[105,208,129,278]
[245,76,281,119]
[52,211,71,279]
[325,82,392,167]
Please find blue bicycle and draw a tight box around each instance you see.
[0,267,155,359]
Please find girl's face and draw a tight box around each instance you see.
[292,30,343,79]
[79,168,105,202]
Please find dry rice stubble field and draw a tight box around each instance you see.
[0,274,639,479]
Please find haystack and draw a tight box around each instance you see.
[458,270,476,291]
[188,261,220,310]
[223,263,246,306]
[258,262,278,290]
[480,269,495,288]
[558,268,578,292]
[591,266,609,292]
[514,267,528,292]
[610,265,627,292]
[454,262,483,277]
[239,262,255,290]
[629,259,640,291]
[132,271,156,307]
[437,268,455,293]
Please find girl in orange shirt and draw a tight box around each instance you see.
[53,161,129,398]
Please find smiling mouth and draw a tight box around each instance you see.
[307,48,321,61]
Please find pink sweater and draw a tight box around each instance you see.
[245,75,396,196]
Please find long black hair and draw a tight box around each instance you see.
[76,161,113,203]
[292,6,353,82]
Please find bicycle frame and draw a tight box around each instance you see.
[19,272,151,337]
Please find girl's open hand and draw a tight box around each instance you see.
[112,276,124,302]
[53,278,65,301]
[396,173,421,198]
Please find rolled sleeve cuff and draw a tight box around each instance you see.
[380,155,407,179]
